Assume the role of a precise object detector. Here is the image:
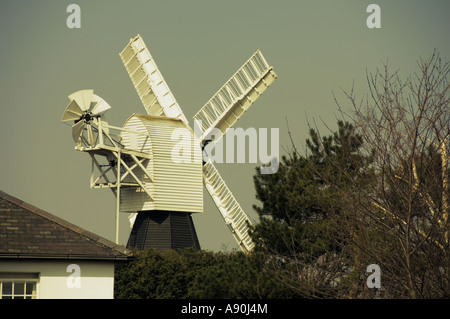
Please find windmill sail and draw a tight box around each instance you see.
[64,35,277,252]
[61,99,83,122]
[202,160,255,253]
[68,89,94,112]
[120,34,188,124]
[62,90,112,147]
[193,50,277,143]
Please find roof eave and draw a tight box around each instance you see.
[0,253,134,262]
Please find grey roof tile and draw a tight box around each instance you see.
[0,190,133,261]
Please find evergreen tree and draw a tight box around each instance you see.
[114,248,292,299]
[251,120,373,297]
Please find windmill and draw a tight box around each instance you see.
[61,35,277,253]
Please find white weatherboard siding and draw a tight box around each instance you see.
[0,260,115,299]
[120,114,156,211]
[120,114,203,213]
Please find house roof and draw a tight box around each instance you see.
[0,190,133,261]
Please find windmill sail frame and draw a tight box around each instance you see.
[63,35,277,251]
[193,50,277,144]
[119,34,188,124]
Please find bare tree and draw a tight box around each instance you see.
[253,51,448,299]
[336,50,449,298]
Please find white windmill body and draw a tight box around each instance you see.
[62,34,277,253]
[119,114,203,213]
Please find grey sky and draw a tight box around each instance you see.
[1,1,449,251]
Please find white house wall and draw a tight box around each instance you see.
[0,260,115,299]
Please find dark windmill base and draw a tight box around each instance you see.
[127,211,200,251]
